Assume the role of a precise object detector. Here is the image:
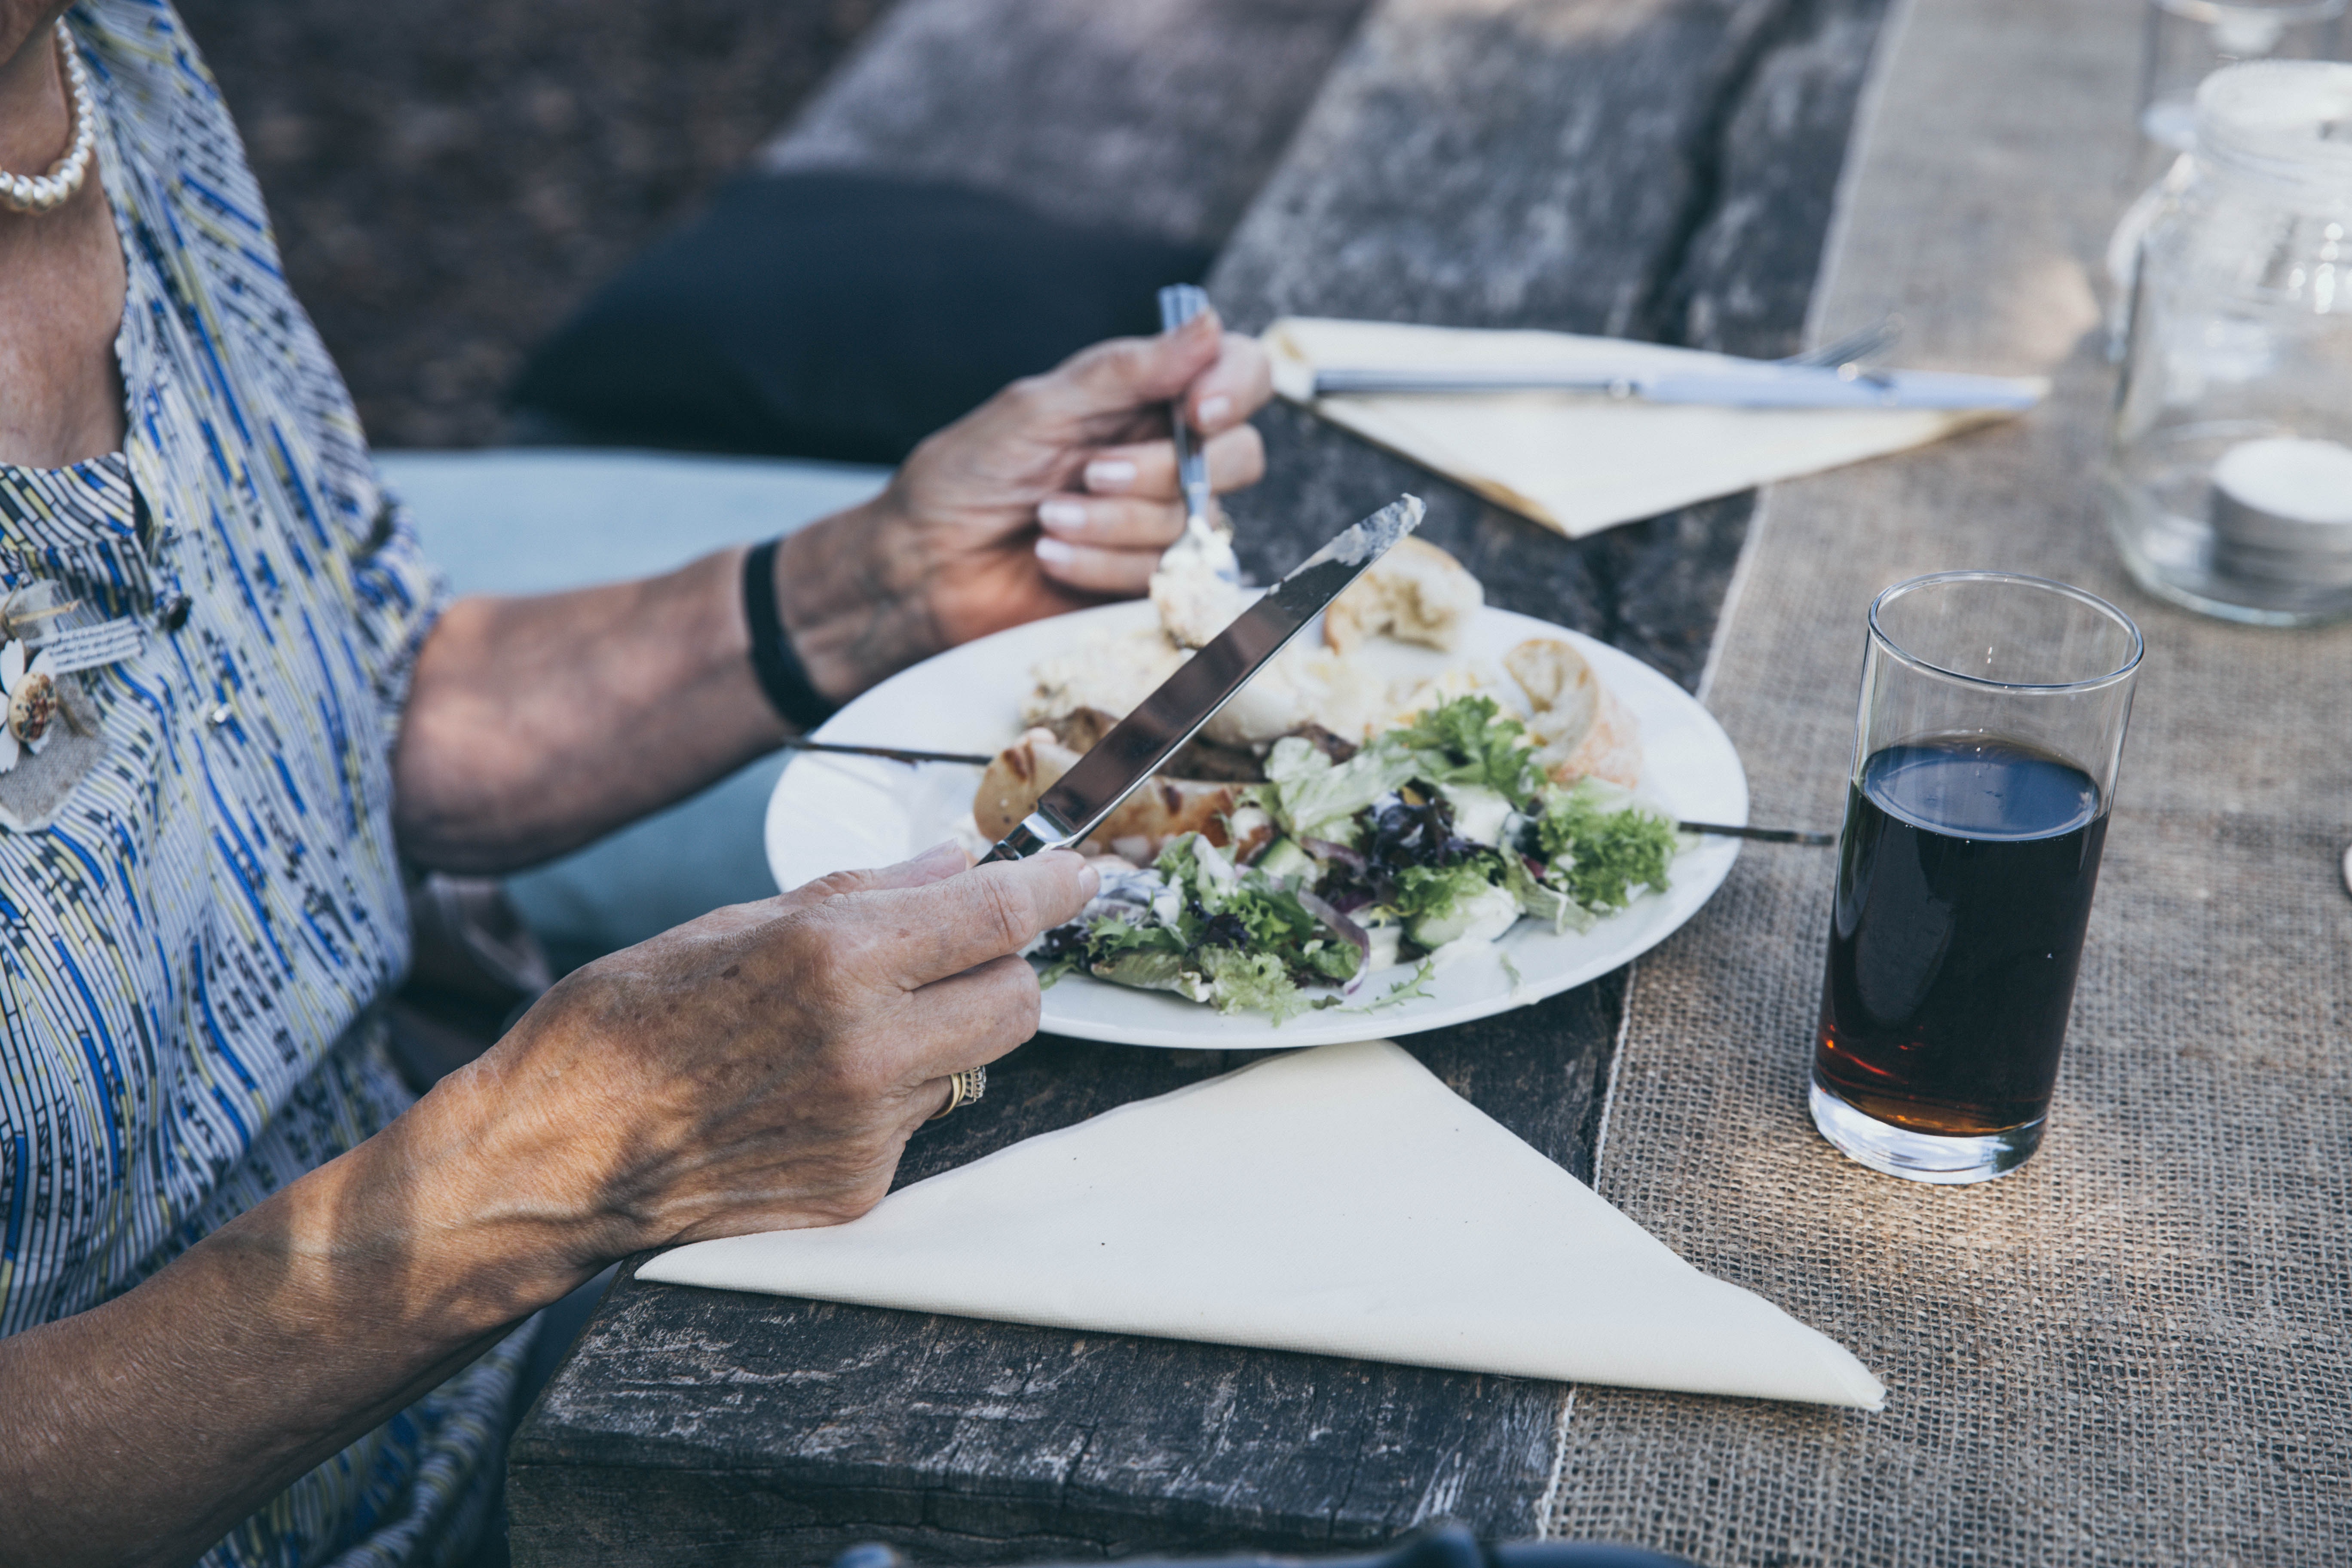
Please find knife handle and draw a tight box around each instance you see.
[980,812,1067,864]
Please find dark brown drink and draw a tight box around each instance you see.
[1814,734,2109,1137]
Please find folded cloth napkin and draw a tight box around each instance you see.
[640,1039,1886,1409]
[1265,317,2040,539]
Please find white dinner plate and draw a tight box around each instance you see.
[765,602,1746,1048]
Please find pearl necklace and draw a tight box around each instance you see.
[0,23,96,216]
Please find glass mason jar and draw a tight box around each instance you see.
[2104,62,2352,626]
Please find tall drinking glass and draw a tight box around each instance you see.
[1811,573,2143,1185]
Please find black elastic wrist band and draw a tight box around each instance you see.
[742,537,841,730]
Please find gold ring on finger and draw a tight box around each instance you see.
[927,1065,988,1121]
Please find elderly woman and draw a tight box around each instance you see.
[0,3,1273,1564]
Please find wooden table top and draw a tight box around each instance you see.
[508,2,1893,1562]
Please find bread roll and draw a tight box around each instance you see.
[1324,536,1483,655]
[1503,638,1642,789]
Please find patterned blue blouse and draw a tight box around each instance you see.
[0,3,531,1562]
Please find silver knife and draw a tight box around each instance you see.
[980,495,1425,863]
[1311,362,2042,413]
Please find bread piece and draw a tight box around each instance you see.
[1324,536,1484,655]
[973,728,1240,855]
[1022,626,1186,728]
[974,728,1077,842]
[1504,638,1642,789]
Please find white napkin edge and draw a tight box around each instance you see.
[639,1044,1889,1411]
[1259,317,2045,539]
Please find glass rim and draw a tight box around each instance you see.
[1868,571,2146,694]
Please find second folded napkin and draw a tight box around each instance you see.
[1265,317,2039,539]
[640,1039,1886,1409]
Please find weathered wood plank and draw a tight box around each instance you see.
[1213,0,1892,692]
[510,0,1893,1559]
[1650,0,1893,361]
[1211,0,1779,337]
[508,1012,1613,1567]
[512,1293,1560,1567]
[761,0,1377,249]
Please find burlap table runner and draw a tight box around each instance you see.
[1546,0,2352,1559]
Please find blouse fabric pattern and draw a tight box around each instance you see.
[0,4,530,1563]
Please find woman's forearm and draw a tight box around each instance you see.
[392,542,790,874]
[389,496,937,876]
[0,1061,600,1568]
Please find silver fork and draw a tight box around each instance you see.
[1158,284,1217,532]
[1155,283,1243,582]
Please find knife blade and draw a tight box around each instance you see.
[980,495,1426,863]
[1311,362,2043,413]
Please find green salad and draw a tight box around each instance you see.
[1031,696,1684,1021]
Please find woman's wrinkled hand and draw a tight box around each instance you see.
[437,842,1096,1273]
[775,308,1274,703]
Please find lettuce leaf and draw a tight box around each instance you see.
[1393,856,1522,947]
[1256,736,1419,843]
[1256,698,1541,845]
[1387,695,1546,808]
[1094,949,1214,1002]
[1393,858,1501,923]
[1199,946,1313,1021]
[1298,936,1363,984]
[1503,849,1590,934]
[1084,914,1191,960]
[1536,780,1680,912]
[1157,834,1326,949]
[1347,957,1436,1012]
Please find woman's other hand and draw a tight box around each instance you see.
[420,843,1097,1281]
[776,308,1272,702]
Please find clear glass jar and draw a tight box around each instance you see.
[2104,62,2352,626]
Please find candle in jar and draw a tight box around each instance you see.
[2208,436,2352,588]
